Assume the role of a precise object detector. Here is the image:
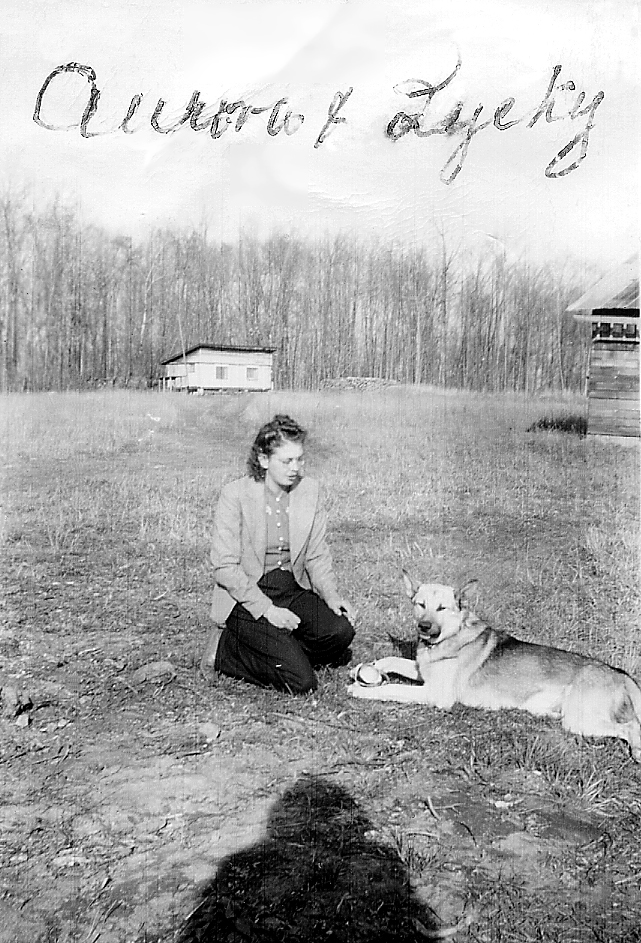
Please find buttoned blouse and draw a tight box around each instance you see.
[264,487,292,572]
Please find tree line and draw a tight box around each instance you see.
[0,190,592,393]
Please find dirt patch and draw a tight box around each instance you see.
[2,585,640,943]
[3,624,639,943]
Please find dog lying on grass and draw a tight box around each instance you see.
[348,572,641,763]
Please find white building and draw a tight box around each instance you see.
[160,344,275,392]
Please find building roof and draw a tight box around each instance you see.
[567,255,639,313]
[161,343,276,365]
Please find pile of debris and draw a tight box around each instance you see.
[320,377,400,391]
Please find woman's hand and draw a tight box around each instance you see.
[265,604,301,632]
[329,599,357,626]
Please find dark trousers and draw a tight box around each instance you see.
[214,569,354,694]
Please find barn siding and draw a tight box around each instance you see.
[587,342,640,436]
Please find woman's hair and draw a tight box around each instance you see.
[247,414,307,481]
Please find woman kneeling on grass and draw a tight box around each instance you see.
[201,414,356,694]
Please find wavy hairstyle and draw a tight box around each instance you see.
[247,414,307,481]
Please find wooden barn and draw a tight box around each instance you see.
[160,344,275,393]
[567,256,639,437]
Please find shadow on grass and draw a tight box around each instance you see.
[388,634,418,661]
[527,415,587,435]
[176,775,443,942]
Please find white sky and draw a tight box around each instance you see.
[1,0,638,269]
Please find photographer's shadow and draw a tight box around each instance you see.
[178,774,443,942]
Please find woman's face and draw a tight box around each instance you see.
[260,439,305,491]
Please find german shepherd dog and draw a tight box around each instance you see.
[348,572,641,762]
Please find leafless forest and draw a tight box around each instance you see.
[1,191,592,392]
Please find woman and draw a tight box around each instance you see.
[201,414,356,693]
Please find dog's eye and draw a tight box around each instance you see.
[436,605,445,612]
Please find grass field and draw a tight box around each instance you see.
[1,388,640,943]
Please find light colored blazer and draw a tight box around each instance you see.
[210,475,340,624]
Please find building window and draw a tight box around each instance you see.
[215,366,228,380]
[593,322,639,341]
[246,367,258,380]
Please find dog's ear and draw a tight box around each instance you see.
[402,569,419,598]
[455,579,478,607]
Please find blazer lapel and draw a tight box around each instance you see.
[289,478,316,563]
[241,478,267,563]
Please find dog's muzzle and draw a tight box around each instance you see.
[418,623,441,644]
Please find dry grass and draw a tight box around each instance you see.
[1,387,640,943]
[3,384,639,716]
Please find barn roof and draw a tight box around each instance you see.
[161,343,276,365]
[567,255,639,313]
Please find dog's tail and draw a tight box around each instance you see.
[624,674,641,724]
[623,675,641,763]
